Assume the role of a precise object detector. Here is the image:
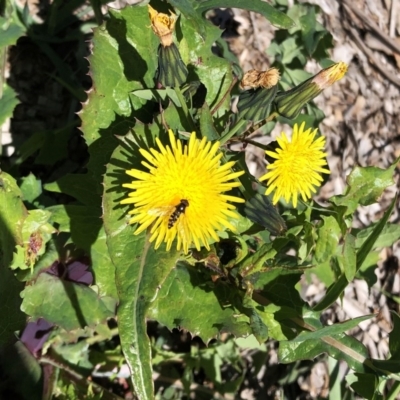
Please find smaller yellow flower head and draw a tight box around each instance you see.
[259,122,330,208]
[148,5,176,47]
[121,131,245,254]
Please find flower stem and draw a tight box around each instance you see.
[219,120,248,146]
[220,112,278,146]
[242,111,278,137]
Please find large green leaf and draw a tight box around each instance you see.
[102,129,181,399]
[279,317,371,374]
[355,223,400,249]
[47,204,117,299]
[148,262,251,341]
[44,174,101,207]
[313,190,397,311]
[47,204,102,252]
[0,172,27,344]
[247,267,305,314]
[79,5,159,192]
[90,226,118,299]
[290,314,374,342]
[314,215,341,263]
[179,17,233,115]
[346,373,382,400]
[10,209,54,271]
[20,273,115,330]
[331,160,398,215]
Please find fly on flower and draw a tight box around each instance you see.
[121,131,245,254]
[168,199,189,229]
[259,122,330,208]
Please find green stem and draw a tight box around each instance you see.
[174,86,196,132]
[84,327,119,345]
[242,111,278,137]
[220,111,279,146]
[387,380,400,400]
[219,120,248,146]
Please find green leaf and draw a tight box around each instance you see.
[0,84,19,126]
[195,0,294,29]
[90,226,118,299]
[249,267,305,314]
[356,194,396,270]
[10,209,54,271]
[0,172,27,265]
[80,6,158,147]
[280,37,303,65]
[290,315,374,342]
[0,266,25,345]
[47,204,102,252]
[346,373,381,400]
[179,18,233,113]
[331,161,398,215]
[79,5,159,188]
[199,102,220,141]
[388,312,400,360]
[20,273,115,330]
[148,263,251,341]
[0,13,25,48]
[44,174,101,207]
[342,233,356,282]
[313,195,396,311]
[355,223,400,250]
[131,88,179,105]
[102,130,183,399]
[19,173,42,204]
[166,0,206,37]
[279,331,370,373]
[314,215,341,264]
[40,203,117,299]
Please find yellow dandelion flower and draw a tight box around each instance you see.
[259,122,330,208]
[121,131,245,254]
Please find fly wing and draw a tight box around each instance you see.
[148,205,175,217]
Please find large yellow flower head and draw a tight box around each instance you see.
[259,122,330,208]
[121,131,245,254]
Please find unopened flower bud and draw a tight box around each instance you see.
[237,68,280,122]
[156,43,189,87]
[274,62,348,120]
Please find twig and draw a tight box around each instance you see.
[345,24,400,88]
[341,0,400,55]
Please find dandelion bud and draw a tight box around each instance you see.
[148,5,188,87]
[237,68,280,122]
[274,62,348,120]
[240,68,280,90]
